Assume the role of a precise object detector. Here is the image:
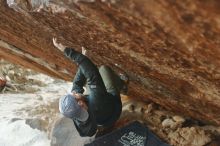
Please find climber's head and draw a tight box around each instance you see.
[59,94,89,122]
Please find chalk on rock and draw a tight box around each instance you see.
[162,119,176,129]
[172,115,185,124]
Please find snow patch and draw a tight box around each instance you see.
[0,120,50,146]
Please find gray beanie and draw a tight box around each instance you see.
[59,94,89,122]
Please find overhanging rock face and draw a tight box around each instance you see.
[0,0,220,125]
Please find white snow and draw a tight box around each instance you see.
[0,120,50,146]
[0,73,72,146]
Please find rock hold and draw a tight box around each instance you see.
[168,127,211,146]
[172,115,185,125]
[162,118,177,129]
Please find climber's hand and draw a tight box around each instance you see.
[52,38,66,52]
[82,46,87,56]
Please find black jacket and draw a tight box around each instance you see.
[64,48,122,137]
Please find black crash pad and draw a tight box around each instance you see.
[85,121,170,146]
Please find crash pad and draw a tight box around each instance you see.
[85,121,170,146]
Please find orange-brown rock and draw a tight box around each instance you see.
[0,0,220,125]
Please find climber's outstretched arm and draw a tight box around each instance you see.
[52,38,66,52]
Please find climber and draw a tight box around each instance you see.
[52,38,129,137]
[0,76,6,92]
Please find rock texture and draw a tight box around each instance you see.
[168,127,211,146]
[0,0,220,126]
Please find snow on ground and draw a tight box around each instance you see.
[0,72,72,146]
[0,120,50,146]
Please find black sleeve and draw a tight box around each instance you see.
[64,48,87,93]
[73,111,97,137]
[64,47,107,92]
[71,69,86,94]
[64,48,87,65]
